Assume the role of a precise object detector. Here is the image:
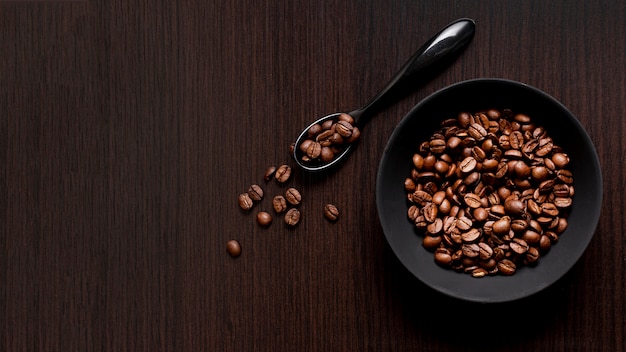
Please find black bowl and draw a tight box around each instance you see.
[376,78,602,303]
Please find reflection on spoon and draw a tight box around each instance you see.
[293,18,476,172]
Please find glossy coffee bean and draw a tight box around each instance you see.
[256,211,273,226]
[323,204,340,221]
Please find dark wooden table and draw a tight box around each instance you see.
[2,1,624,351]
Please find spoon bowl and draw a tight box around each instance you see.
[293,18,476,172]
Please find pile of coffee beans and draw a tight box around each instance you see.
[404,108,574,277]
[295,113,361,166]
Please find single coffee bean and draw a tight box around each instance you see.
[464,193,482,208]
[471,267,488,278]
[248,184,264,201]
[456,216,473,231]
[461,228,481,243]
[284,208,301,226]
[435,249,453,266]
[338,112,354,124]
[256,211,273,226]
[423,235,442,249]
[306,141,322,159]
[478,242,494,260]
[335,120,354,138]
[308,123,323,136]
[552,152,570,168]
[272,195,287,213]
[497,259,517,275]
[460,156,477,173]
[226,240,242,258]
[427,218,443,235]
[422,202,438,223]
[285,187,302,205]
[264,166,277,181]
[504,199,525,216]
[238,193,254,210]
[510,238,530,254]
[462,243,481,258]
[275,164,292,183]
[492,216,511,235]
[412,190,433,205]
[323,204,340,221]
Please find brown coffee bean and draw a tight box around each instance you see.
[497,259,516,275]
[422,203,438,223]
[557,169,574,184]
[468,123,487,140]
[238,193,254,210]
[514,113,531,124]
[338,112,354,124]
[248,184,264,201]
[285,187,302,205]
[478,242,493,260]
[323,204,340,221]
[306,141,322,159]
[272,195,288,213]
[504,199,525,216]
[284,208,301,226]
[492,216,511,235]
[275,164,292,183]
[461,228,481,243]
[427,218,443,235]
[456,216,473,231]
[423,235,442,249]
[471,267,488,278]
[460,156,477,173]
[264,166,277,181]
[462,243,481,258]
[525,247,540,263]
[510,238,529,254]
[435,250,453,266]
[226,240,242,258]
[552,152,570,168]
[257,211,273,226]
[335,120,354,138]
[473,207,489,222]
[308,123,323,136]
[464,193,482,208]
[412,190,433,205]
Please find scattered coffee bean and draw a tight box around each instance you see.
[238,193,253,210]
[404,108,573,277]
[284,208,301,226]
[256,211,273,227]
[272,195,287,213]
[264,166,277,181]
[275,164,292,183]
[248,184,264,201]
[323,204,340,221]
[226,240,242,258]
[285,187,302,205]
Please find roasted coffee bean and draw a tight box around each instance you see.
[323,204,340,221]
[264,166,277,181]
[497,259,517,275]
[435,249,453,266]
[462,243,481,258]
[510,238,530,254]
[456,216,473,231]
[464,193,482,208]
[335,120,354,138]
[284,208,301,226]
[423,235,442,249]
[257,211,273,226]
[478,242,494,260]
[462,228,481,243]
[226,240,242,258]
[275,164,292,183]
[422,203,438,222]
[460,156,477,173]
[285,187,302,205]
[504,199,525,216]
[492,216,511,235]
[248,184,264,201]
[272,195,288,213]
[427,218,443,235]
[238,193,254,210]
[471,267,488,278]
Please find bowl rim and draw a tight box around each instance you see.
[376,78,603,303]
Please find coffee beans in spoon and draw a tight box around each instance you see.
[297,113,361,166]
[404,108,574,277]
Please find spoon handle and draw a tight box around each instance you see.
[350,18,475,122]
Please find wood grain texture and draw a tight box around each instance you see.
[1,1,624,351]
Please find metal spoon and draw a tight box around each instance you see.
[293,18,476,172]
